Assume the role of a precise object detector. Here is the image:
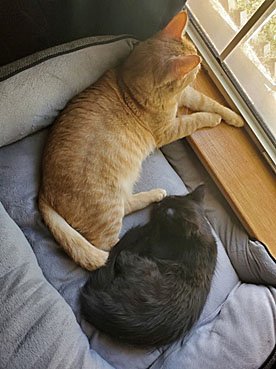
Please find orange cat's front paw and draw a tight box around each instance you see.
[194,112,222,127]
[210,113,222,126]
[150,188,167,203]
[222,109,245,127]
[228,114,244,127]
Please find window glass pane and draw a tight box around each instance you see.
[225,8,276,137]
[188,0,265,53]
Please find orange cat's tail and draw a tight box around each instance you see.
[39,198,109,270]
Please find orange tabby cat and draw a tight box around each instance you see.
[39,11,244,270]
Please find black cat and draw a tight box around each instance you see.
[80,184,217,348]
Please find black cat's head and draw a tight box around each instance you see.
[150,184,207,238]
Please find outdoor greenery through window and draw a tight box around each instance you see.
[187,0,276,151]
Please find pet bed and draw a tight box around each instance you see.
[0,35,275,369]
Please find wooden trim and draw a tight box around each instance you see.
[187,68,276,258]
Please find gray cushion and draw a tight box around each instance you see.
[0,34,275,369]
[0,35,137,147]
[2,129,275,369]
[0,128,240,369]
[151,285,276,369]
[162,140,276,286]
[0,201,113,369]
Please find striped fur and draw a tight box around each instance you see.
[39,11,244,270]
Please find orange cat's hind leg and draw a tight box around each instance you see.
[84,218,122,253]
[124,189,167,215]
[82,203,124,252]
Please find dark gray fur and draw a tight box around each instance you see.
[81,184,217,348]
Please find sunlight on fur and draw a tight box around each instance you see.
[39,10,244,270]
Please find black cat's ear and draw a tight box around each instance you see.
[191,184,205,203]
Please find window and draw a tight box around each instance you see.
[186,0,276,171]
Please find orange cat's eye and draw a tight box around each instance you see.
[161,10,188,40]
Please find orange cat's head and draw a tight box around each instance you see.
[119,10,201,106]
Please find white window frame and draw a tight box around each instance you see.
[186,0,276,173]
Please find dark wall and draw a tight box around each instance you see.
[0,0,186,66]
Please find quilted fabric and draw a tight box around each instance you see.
[0,201,113,369]
[0,35,275,369]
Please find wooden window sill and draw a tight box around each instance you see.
[186,68,276,258]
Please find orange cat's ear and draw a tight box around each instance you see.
[161,10,188,40]
[171,55,201,79]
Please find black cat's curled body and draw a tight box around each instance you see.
[80,184,217,348]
